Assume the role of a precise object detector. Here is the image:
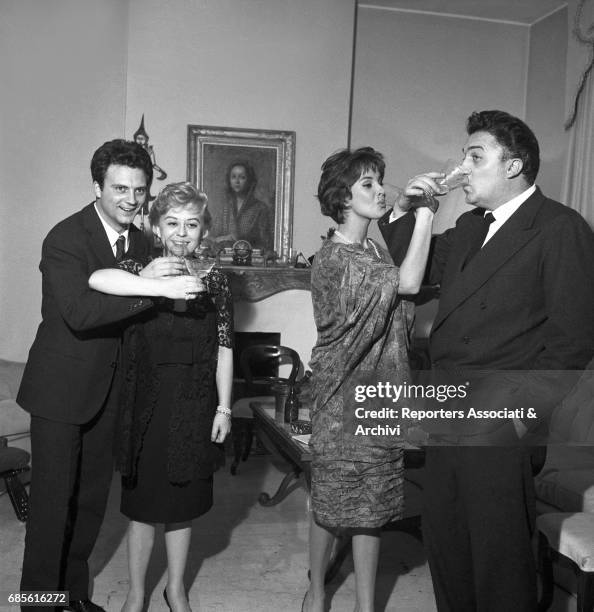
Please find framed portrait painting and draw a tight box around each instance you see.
[187,125,296,259]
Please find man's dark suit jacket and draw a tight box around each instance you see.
[18,203,153,425]
[379,187,594,436]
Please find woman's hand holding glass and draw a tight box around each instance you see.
[399,172,446,213]
[398,160,471,213]
[411,159,471,199]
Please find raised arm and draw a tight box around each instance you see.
[397,207,435,294]
[379,172,444,271]
[89,268,203,300]
[40,230,154,331]
[387,172,444,220]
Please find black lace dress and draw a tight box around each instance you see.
[116,260,233,523]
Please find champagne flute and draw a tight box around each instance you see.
[417,158,471,203]
[437,158,471,193]
[383,183,405,208]
[165,243,193,311]
[184,254,217,291]
[166,243,215,281]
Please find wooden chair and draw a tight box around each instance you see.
[230,344,301,475]
[0,436,30,522]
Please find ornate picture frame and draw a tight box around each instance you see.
[187,125,296,260]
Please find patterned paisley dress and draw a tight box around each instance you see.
[309,238,414,529]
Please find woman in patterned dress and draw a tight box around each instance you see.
[304,148,437,612]
[89,182,233,612]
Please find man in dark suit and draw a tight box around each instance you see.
[17,139,187,612]
[380,110,594,611]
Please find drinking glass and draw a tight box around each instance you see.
[166,243,189,258]
[184,255,217,280]
[383,183,405,208]
[437,158,470,193]
[417,159,470,201]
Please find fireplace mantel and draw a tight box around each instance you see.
[222,265,311,302]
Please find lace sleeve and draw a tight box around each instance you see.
[206,269,234,348]
[117,258,146,276]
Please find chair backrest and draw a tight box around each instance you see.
[239,344,301,394]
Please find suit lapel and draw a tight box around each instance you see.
[81,203,116,267]
[127,224,148,259]
[81,203,148,265]
[431,190,544,332]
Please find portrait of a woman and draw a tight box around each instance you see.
[210,160,274,251]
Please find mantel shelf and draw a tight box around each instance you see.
[221,265,311,302]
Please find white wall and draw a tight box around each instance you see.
[352,6,529,239]
[0,0,129,360]
[124,0,355,260]
[525,7,568,200]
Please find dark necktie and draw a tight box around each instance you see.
[115,235,126,262]
[463,212,495,269]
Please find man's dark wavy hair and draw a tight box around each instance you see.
[90,139,153,189]
[467,110,540,184]
[317,147,385,224]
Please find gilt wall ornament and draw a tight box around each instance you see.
[565,0,594,130]
[133,115,169,231]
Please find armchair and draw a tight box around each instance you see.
[230,345,301,475]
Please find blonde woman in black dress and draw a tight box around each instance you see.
[90,182,233,612]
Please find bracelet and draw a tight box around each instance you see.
[216,406,232,418]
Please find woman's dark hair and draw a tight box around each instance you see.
[317,147,385,224]
[226,160,257,198]
[149,181,211,231]
[466,110,540,184]
[90,139,153,189]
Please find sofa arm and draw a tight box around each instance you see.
[0,399,30,438]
